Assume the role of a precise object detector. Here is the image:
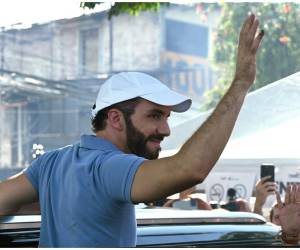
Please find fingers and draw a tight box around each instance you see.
[234,13,263,87]
[260,176,276,190]
[248,18,259,43]
[288,184,300,204]
[239,13,264,53]
[241,13,255,34]
[261,176,272,182]
[275,185,300,209]
[276,190,284,209]
[285,185,292,204]
[263,183,276,192]
[257,176,272,187]
[252,29,264,52]
[284,184,300,204]
[266,186,276,193]
[240,13,258,41]
[290,184,296,204]
[296,184,300,203]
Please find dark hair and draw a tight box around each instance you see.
[227,188,236,199]
[91,97,141,133]
[269,202,285,222]
[269,207,274,222]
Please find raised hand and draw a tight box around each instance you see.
[276,184,300,236]
[234,13,264,89]
[256,176,276,204]
[253,176,276,215]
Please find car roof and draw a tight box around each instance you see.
[0,208,266,230]
[136,207,266,225]
[0,209,282,248]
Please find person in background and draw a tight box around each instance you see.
[269,202,284,225]
[255,181,300,244]
[221,188,251,212]
[253,176,276,216]
[163,186,212,210]
[275,184,300,245]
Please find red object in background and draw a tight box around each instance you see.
[283,3,291,14]
[196,4,203,14]
[279,36,290,44]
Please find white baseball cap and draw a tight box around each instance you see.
[91,72,192,118]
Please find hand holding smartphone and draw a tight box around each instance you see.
[260,163,275,182]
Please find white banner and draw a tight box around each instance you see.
[276,168,300,195]
[203,172,256,203]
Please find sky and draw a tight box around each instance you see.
[0,0,111,29]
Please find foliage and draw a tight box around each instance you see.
[80,2,169,19]
[202,3,300,109]
[80,3,300,109]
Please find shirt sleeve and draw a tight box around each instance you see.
[23,157,42,193]
[99,153,145,203]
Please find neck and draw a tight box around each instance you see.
[95,130,129,153]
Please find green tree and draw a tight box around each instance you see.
[80,2,169,19]
[203,3,300,109]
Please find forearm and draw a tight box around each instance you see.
[0,174,39,216]
[253,200,264,215]
[14,202,40,215]
[178,82,248,181]
[0,201,40,216]
[0,197,21,215]
[0,182,21,215]
[178,14,264,181]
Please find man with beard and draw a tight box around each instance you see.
[0,14,264,247]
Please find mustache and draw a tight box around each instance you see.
[146,134,165,142]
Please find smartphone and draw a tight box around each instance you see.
[260,163,275,182]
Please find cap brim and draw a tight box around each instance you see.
[141,89,192,113]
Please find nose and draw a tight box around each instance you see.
[158,121,170,137]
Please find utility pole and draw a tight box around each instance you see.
[0,26,3,168]
[1,26,5,75]
[17,105,23,167]
[109,18,113,73]
[10,23,22,72]
[0,80,2,168]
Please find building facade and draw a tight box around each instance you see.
[0,4,220,169]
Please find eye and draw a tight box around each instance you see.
[149,114,161,120]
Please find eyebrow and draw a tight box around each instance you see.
[148,109,171,117]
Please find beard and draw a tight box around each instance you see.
[125,118,165,160]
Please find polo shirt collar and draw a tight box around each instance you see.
[80,134,120,151]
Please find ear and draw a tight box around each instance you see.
[106,109,125,131]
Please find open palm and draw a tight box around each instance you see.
[276,184,300,235]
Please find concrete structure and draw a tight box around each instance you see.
[0,4,220,169]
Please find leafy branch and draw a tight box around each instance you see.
[80,2,169,19]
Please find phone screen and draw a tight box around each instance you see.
[260,164,275,182]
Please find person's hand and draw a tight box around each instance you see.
[233,13,264,89]
[255,176,276,206]
[253,176,275,215]
[276,184,300,236]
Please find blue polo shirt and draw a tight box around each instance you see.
[24,134,145,247]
